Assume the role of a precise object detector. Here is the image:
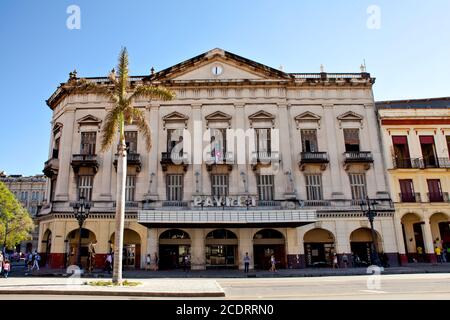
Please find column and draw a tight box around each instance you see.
[55,108,75,201]
[235,103,247,193]
[322,104,344,198]
[286,228,302,268]
[238,229,253,270]
[146,228,158,257]
[393,216,408,265]
[278,103,295,198]
[422,218,437,263]
[192,104,203,195]
[191,229,206,270]
[145,104,160,199]
[334,221,351,268]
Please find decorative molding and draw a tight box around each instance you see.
[205,111,232,129]
[294,111,321,129]
[248,110,275,128]
[337,111,364,128]
[76,115,102,132]
[52,122,63,136]
[162,111,189,130]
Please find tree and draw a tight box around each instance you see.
[0,182,34,251]
[63,47,175,283]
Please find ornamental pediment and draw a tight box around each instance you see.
[162,111,189,129]
[76,115,102,131]
[337,111,364,128]
[294,111,321,129]
[205,111,232,128]
[248,110,275,128]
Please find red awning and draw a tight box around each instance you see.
[392,136,408,145]
[419,136,434,144]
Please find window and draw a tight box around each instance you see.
[211,174,229,196]
[305,174,323,200]
[343,129,360,152]
[167,129,183,153]
[77,175,93,201]
[257,175,274,201]
[399,179,415,202]
[166,174,183,201]
[125,176,136,202]
[125,131,138,153]
[419,136,437,167]
[80,132,96,155]
[392,136,411,168]
[50,178,56,201]
[427,179,443,202]
[210,128,227,159]
[21,191,28,201]
[53,137,60,159]
[301,130,318,152]
[255,128,271,153]
[349,173,367,200]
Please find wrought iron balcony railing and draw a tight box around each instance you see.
[343,151,373,163]
[398,192,421,203]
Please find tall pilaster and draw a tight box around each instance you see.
[55,108,75,201]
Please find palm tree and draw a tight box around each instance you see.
[64,47,175,283]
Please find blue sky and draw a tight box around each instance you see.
[1,0,449,176]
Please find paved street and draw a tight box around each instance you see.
[0,273,449,300]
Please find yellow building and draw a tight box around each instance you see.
[377,98,450,264]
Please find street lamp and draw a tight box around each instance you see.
[72,196,91,268]
[360,196,381,267]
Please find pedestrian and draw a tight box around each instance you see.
[435,246,442,263]
[269,255,276,272]
[332,253,339,269]
[0,252,3,275]
[417,246,423,262]
[145,254,151,271]
[27,252,33,271]
[104,253,112,274]
[243,252,250,273]
[442,246,447,263]
[3,260,10,278]
[152,252,159,271]
[342,253,348,268]
[31,251,40,271]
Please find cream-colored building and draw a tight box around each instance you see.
[377,98,450,264]
[0,173,46,253]
[38,48,397,270]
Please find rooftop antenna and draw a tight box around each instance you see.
[360,59,367,72]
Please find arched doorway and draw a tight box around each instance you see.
[159,229,191,270]
[350,228,382,266]
[66,228,96,268]
[303,228,335,267]
[430,212,450,261]
[42,229,52,267]
[110,229,142,269]
[401,212,424,262]
[205,229,238,269]
[253,229,286,270]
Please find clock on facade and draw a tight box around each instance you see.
[211,65,223,76]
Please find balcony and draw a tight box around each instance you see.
[251,151,280,170]
[113,153,142,172]
[70,154,99,173]
[205,151,234,171]
[299,152,329,171]
[160,151,188,172]
[112,201,140,208]
[427,192,449,203]
[393,157,450,169]
[43,158,59,178]
[343,151,373,170]
[398,193,421,203]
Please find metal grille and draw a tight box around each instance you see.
[125,176,136,202]
[349,173,367,200]
[211,174,229,196]
[257,175,274,201]
[166,174,183,201]
[78,175,93,201]
[80,132,96,155]
[305,174,323,200]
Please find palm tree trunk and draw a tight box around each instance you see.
[112,139,127,284]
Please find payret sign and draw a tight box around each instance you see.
[193,195,257,207]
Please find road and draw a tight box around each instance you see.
[0,274,449,300]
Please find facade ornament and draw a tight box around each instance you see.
[360,64,366,73]
[69,69,77,81]
[151,67,155,75]
[320,64,325,73]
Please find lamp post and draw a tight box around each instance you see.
[72,196,91,268]
[360,196,381,267]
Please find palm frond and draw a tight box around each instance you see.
[130,85,175,102]
[100,106,122,152]
[117,47,129,98]
[131,108,152,151]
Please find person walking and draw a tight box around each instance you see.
[243,252,250,273]
[435,246,443,263]
[342,253,348,268]
[269,255,276,272]
[3,260,10,278]
[104,253,112,274]
[152,252,159,271]
[31,251,40,271]
[0,252,3,275]
[145,254,151,271]
[332,253,339,269]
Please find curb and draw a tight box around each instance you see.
[0,289,225,297]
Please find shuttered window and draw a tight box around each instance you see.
[349,173,367,200]
[125,131,138,153]
[77,175,93,201]
[166,174,183,201]
[211,174,229,197]
[257,175,274,201]
[125,176,136,202]
[343,129,360,152]
[256,128,271,153]
[305,174,323,200]
[210,128,227,158]
[80,132,96,155]
[301,130,318,152]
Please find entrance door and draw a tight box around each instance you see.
[304,243,334,267]
[350,242,373,266]
[253,245,286,270]
[205,245,237,268]
[159,245,191,270]
[123,244,135,269]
